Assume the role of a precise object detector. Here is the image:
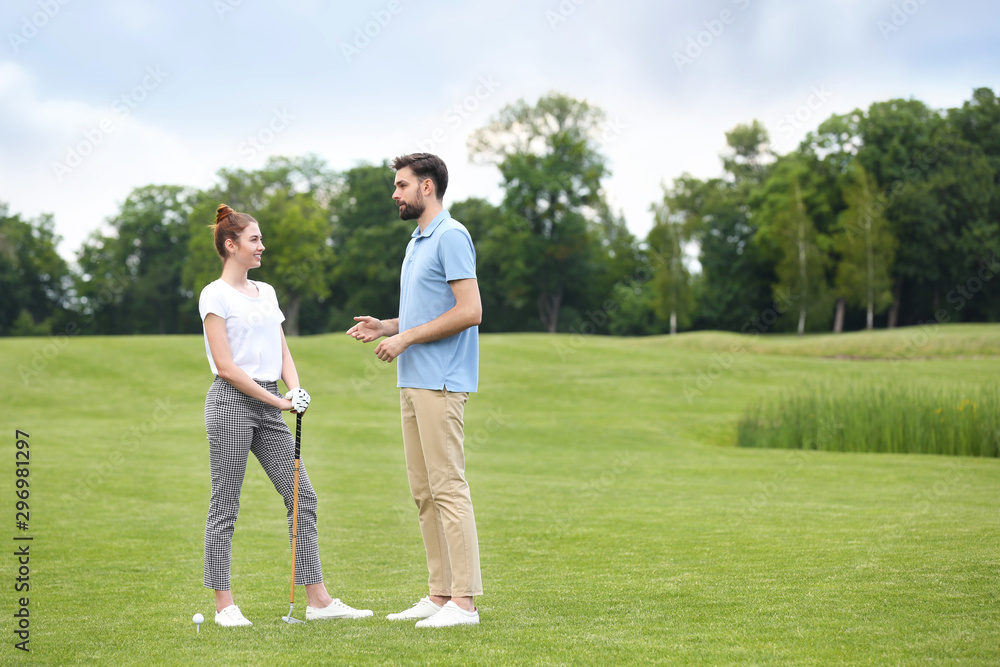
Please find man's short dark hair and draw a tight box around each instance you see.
[391,153,448,200]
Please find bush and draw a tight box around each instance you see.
[737,381,1000,457]
[10,309,52,337]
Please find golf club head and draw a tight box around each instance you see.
[282,604,304,624]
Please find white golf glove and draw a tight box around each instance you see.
[285,387,311,413]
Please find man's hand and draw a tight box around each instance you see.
[346,316,384,343]
[374,333,409,363]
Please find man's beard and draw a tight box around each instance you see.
[398,195,425,221]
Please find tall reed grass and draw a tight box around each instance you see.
[736,381,1000,457]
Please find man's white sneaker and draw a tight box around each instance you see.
[305,598,374,620]
[414,601,479,628]
[215,604,252,627]
[386,597,443,621]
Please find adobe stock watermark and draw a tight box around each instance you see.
[351,352,395,394]
[945,254,999,312]
[7,0,71,53]
[888,254,999,366]
[877,0,932,40]
[413,75,501,153]
[17,269,132,385]
[340,0,403,63]
[776,85,833,138]
[673,0,753,73]
[555,450,636,531]
[855,142,953,241]
[789,457,965,616]
[740,421,840,520]
[683,287,797,404]
[545,0,588,31]
[224,107,295,171]
[51,65,168,182]
[842,133,956,243]
[554,250,664,363]
[597,115,627,148]
[61,398,176,506]
[213,0,244,20]
[859,459,962,567]
[391,406,507,524]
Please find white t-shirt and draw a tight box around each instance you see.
[199,279,285,381]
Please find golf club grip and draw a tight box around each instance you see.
[295,412,302,459]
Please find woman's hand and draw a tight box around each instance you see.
[284,387,311,413]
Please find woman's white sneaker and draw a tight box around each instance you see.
[215,604,252,627]
[386,597,443,620]
[414,601,479,628]
[305,598,373,620]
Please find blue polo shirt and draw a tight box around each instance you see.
[397,209,479,392]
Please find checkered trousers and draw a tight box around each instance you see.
[203,376,322,590]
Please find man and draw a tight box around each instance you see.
[347,153,483,628]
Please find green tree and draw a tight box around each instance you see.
[833,164,897,330]
[858,99,950,325]
[752,158,831,335]
[647,197,693,334]
[584,207,646,333]
[664,174,774,331]
[669,122,779,333]
[450,197,537,332]
[722,120,774,183]
[256,193,332,335]
[469,92,612,332]
[183,157,336,335]
[75,185,192,334]
[326,161,410,327]
[942,89,1000,321]
[604,280,660,336]
[806,99,962,327]
[950,88,1000,178]
[10,309,52,336]
[0,204,70,336]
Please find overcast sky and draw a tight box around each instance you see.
[1,0,998,260]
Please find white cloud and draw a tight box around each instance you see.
[0,61,205,256]
[103,0,162,31]
[0,1,996,261]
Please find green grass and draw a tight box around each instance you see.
[737,380,1000,457]
[2,326,999,665]
[655,322,1000,359]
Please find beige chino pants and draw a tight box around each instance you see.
[400,387,483,597]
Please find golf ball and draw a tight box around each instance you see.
[192,613,204,624]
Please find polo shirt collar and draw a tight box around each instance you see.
[412,209,451,239]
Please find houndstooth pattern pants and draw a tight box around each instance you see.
[203,376,322,590]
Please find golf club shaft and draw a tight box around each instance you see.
[289,461,299,602]
[289,412,302,608]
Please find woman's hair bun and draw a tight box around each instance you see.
[216,204,234,224]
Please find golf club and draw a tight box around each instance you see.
[282,411,304,624]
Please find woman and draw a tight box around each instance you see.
[199,204,370,626]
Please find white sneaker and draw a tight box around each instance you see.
[386,597,443,620]
[305,598,374,620]
[215,604,252,627]
[414,601,479,628]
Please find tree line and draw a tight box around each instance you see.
[2,89,998,338]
